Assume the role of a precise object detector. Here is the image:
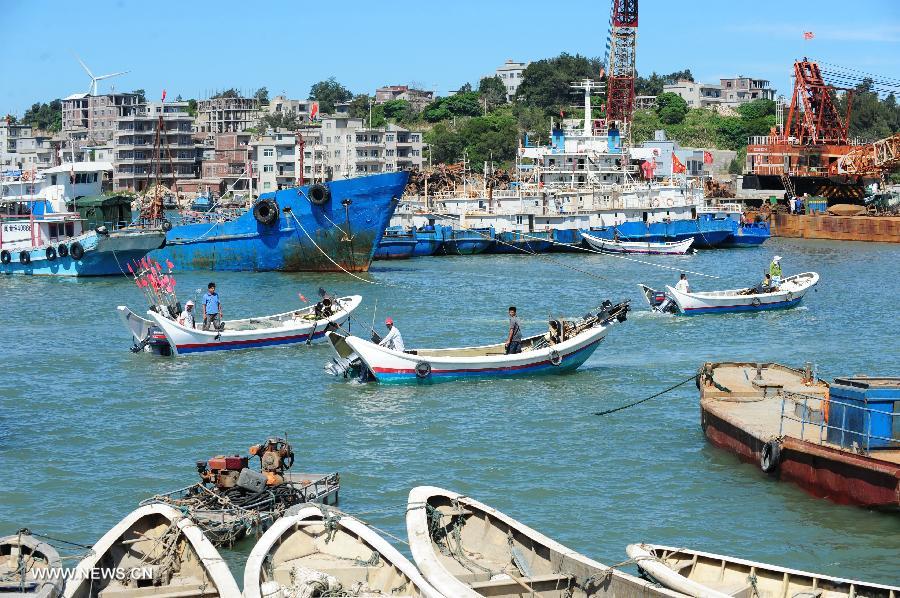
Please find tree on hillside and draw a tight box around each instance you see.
[309,78,353,114]
[635,69,694,96]
[22,100,62,132]
[186,99,198,117]
[656,92,689,124]
[381,99,411,121]
[515,53,604,113]
[261,111,301,131]
[736,98,775,120]
[422,92,482,123]
[479,76,507,110]
[834,79,900,141]
[254,87,269,105]
[212,88,241,99]
[348,94,372,119]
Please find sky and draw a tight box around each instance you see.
[2,0,899,116]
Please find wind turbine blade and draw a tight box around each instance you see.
[95,71,129,80]
[76,56,94,78]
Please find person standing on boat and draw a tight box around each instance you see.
[675,273,691,293]
[178,300,196,329]
[769,256,783,286]
[505,307,522,354]
[202,282,223,331]
[379,317,404,352]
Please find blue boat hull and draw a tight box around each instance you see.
[488,232,554,254]
[2,229,166,276]
[680,296,803,315]
[440,228,494,255]
[373,239,417,260]
[721,222,771,247]
[152,172,407,272]
[550,229,584,251]
[587,217,733,248]
[412,228,445,256]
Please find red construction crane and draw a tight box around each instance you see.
[606,0,638,131]
[785,59,853,145]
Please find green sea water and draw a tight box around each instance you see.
[1,237,898,587]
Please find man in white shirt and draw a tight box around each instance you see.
[379,317,404,352]
[178,300,196,328]
[675,273,691,293]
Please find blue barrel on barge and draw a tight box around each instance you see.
[826,377,900,450]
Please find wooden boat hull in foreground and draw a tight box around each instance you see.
[626,543,899,598]
[244,504,442,598]
[581,232,695,255]
[64,503,240,598]
[0,532,64,598]
[406,486,684,598]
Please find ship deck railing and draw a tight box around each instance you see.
[779,391,900,455]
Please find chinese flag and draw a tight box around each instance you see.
[310,102,319,121]
[803,31,814,40]
[703,151,714,164]
[161,89,167,102]
[672,152,686,174]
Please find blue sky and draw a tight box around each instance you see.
[2,0,899,116]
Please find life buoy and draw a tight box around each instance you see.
[45,246,57,261]
[57,244,69,258]
[253,199,279,226]
[650,199,659,208]
[549,349,562,366]
[0,250,10,264]
[70,241,85,260]
[19,251,31,265]
[415,361,432,379]
[308,183,331,206]
[666,198,674,207]
[760,439,782,473]
[751,297,761,307]
[95,225,109,236]
[161,220,173,232]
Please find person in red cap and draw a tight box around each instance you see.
[378,316,404,351]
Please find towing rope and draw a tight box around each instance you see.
[593,372,698,416]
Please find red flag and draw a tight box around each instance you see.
[165,259,174,270]
[309,102,319,121]
[299,293,308,303]
[672,152,686,174]
[803,31,814,40]
[560,109,564,118]
[599,67,605,79]
[703,151,714,164]
[161,89,167,102]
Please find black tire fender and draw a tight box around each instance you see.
[46,246,57,261]
[253,199,279,226]
[549,349,562,366]
[70,241,85,260]
[0,250,10,264]
[57,244,69,258]
[161,220,173,232]
[751,297,761,307]
[19,251,31,265]
[760,439,782,473]
[308,183,331,206]
[415,361,432,379]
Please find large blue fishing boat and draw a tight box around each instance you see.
[488,230,555,254]
[411,224,446,256]
[441,226,495,255]
[153,172,407,272]
[1,164,166,276]
[373,226,417,260]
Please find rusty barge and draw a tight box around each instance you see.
[698,362,900,510]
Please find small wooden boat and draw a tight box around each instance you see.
[117,295,362,355]
[581,232,694,255]
[244,504,442,598]
[64,503,240,598]
[639,272,818,315]
[406,486,683,598]
[0,532,64,598]
[326,300,629,383]
[626,543,900,598]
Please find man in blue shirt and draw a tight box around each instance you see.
[202,282,223,330]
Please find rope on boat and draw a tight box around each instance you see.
[593,372,699,416]
[297,189,352,239]
[287,210,377,285]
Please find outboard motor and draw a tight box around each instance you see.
[145,325,172,356]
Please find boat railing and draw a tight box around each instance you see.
[779,391,900,454]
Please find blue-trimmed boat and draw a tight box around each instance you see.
[440,226,494,255]
[585,215,732,248]
[152,172,407,272]
[488,230,555,254]
[411,224,445,256]
[373,226,417,260]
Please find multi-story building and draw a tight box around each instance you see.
[197,96,259,135]
[663,80,724,108]
[202,132,254,192]
[265,95,311,121]
[1,121,55,171]
[251,130,302,192]
[61,92,142,144]
[374,86,434,111]
[495,59,529,100]
[113,101,197,192]
[719,76,776,104]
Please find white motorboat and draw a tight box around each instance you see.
[581,232,695,255]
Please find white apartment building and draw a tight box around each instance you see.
[62,92,142,144]
[1,122,54,171]
[265,95,311,121]
[664,77,776,109]
[495,59,529,101]
[251,130,302,192]
[663,80,724,108]
[316,115,425,180]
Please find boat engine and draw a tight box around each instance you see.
[197,455,249,489]
[249,437,294,486]
[131,325,173,356]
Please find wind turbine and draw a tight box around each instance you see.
[77,56,128,96]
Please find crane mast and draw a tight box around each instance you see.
[606,0,638,144]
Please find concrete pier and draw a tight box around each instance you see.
[772,213,900,243]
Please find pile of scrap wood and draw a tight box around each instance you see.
[704,178,735,198]
[405,163,465,195]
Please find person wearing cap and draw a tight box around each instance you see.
[675,272,691,293]
[378,317,404,352]
[178,300,196,329]
[769,256,783,286]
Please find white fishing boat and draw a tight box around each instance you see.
[406,486,683,598]
[244,504,442,598]
[118,295,362,355]
[64,503,240,598]
[325,301,629,383]
[639,272,819,315]
[0,532,64,598]
[581,232,695,255]
[626,543,899,598]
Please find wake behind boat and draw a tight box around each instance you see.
[63,503,240,598]
[325,300,629,383]
[406,486,683,598]
[626,543,899,598]
[640,272,819,315]
[581,232,694,255]
[244,505,442,598]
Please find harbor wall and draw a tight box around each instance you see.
[771,213,900,243]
